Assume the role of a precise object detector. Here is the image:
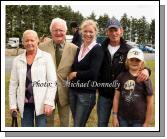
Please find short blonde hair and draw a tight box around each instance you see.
[22,30,39,42]
[80,19,98,37]
[50,18,67,32]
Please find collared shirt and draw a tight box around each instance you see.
[78,40,97,62]
[53,42,65,49]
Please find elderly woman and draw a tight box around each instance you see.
[68,19,104,126]
[9,30,57,127]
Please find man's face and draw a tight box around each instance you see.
[23,32,38,53]
[51,22,66,45]
[107,27,123,44]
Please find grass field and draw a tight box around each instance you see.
[5,60,155,127]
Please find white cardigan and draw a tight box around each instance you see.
[9,48,57,118]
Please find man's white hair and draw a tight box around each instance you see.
[50,18,67,32]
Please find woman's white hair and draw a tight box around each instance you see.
[22,30,39,42]
[50,18,67,32]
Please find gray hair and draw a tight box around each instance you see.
[22,30,39,42]
[50,18,67,32]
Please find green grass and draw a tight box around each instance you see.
[145,60,155,126]
[5,60,155,127]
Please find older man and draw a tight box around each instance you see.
[39,18,77,127]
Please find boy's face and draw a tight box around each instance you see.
[128,58,144,71]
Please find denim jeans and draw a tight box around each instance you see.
[21,104,47,127]
[118,116,143,127]
[69,89,96,127]
[97,95,113,127]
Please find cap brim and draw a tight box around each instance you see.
[127,55,144,61]
[108,25,120,29]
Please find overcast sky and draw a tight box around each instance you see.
[68,4,156,23]
[1,1,158,24]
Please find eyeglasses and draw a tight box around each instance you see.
[51,29,65,33]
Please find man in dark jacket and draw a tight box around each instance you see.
[97,17,150,127]
[70,21,82,48]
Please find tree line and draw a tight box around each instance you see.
[6,5,155,44]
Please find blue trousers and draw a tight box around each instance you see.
[118,116,143,127]
[97,95,113,127]
[21,104,47,127]
[69,89,96,127]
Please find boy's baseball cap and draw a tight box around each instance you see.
[127,48,144,61]
[106,17,122,29]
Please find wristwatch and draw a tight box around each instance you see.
[112,112,117,117]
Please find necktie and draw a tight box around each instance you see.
[55,45,63,68]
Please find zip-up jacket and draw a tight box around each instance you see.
[98,37,132,99]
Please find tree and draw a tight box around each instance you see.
[87,11,96,21]
[6,5,154,44]
[120,13,131,40]
[6,5,19,39]
[97,14,109,35]
[137,16,148,44]
[149,19,155,44]
[39,5,53,36]
[130,17,138,42]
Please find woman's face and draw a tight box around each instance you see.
[23,32,38,53]
[82,25,96,45]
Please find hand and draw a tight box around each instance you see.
[112,117,119,127]
[10,109,18,116]
[143,123,149,127]
[68,72,77,80]
[137,69,149,82]
[44,104,53,116]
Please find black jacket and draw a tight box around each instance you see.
[70,44,104,93]
[72,30,82,48]
[98,38,132,99]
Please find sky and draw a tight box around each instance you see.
[69,5,156,23]
[1,1,158,24]
[61,1,158,24]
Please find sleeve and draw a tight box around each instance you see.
[44,53,57,107]
[9,58,19,109]
[115,72,123,91]
[76,45,104,81]
[71,48,80,71]
[144,67,151,76]
[144,78,153,96]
